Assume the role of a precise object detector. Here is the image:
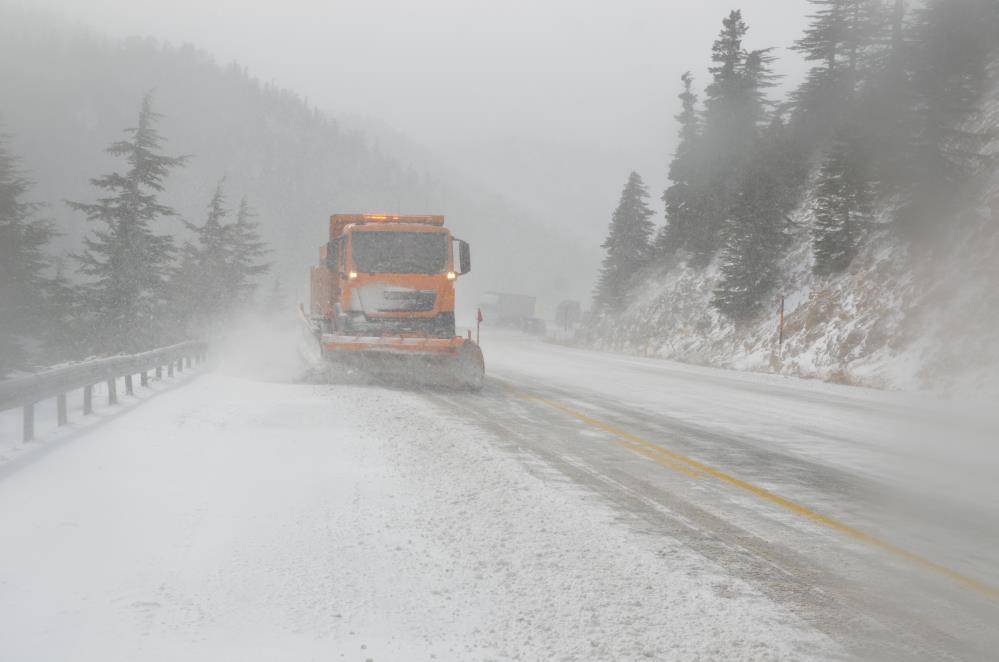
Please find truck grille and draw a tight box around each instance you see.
[377,290,437,312]
[345,313,455,339]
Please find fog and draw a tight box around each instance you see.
[27,0,809,290]
[3,1,999,658]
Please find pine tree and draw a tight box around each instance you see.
[593,172,655,314]
[43,257,88,363]
[792,0,887,137]
[226,196,271,305]
[692,10,778,265]
[0,132,57,375]
[713,118,803,320]
[741,48,780,125]
[173,184,272,335]
[173,179,232,334]
[858,0,914,194]
[812,127,874,276]
[703,10,755,151]
[899,0,999,236]
[703,12,776,145]
[657,72,704,256]
[69,93,187,353]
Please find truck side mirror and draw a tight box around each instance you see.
[458,240,471,275]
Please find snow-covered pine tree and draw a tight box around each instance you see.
[812,126,874,276]
[593,172,655,314]
[656,72,704,257]
[225,196,271,306]
[0,132,57,376]
[69,93,187,354]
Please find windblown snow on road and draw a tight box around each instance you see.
[0,370,836,661]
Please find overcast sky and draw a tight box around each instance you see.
[27,0,811,290]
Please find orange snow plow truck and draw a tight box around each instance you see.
[306,214,484,389]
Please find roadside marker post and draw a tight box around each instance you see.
[777,295,785,363]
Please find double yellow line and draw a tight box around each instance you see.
[509,385,999,601]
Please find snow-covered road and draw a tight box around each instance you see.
[1,328,996,660]
[443,332,999,659]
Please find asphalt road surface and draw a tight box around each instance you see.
[429,331,999,660]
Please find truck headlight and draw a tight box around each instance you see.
[446,271,456,280]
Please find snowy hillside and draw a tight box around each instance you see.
[582,69,999,393]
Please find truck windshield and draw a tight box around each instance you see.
[351,231,448,275]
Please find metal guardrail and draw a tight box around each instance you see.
[0,340,207,442]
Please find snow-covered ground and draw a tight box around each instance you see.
[487,331,999,508]
[483,332,999,598]
[2,325,996,660]
[0,371,835,660]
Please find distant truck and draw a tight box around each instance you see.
[479,291,537,329]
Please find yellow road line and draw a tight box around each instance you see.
[615,438,703,479]
[509,384,999,601]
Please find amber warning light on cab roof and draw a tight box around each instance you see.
[328,214,446,239]
[360,213,444,222]
[337,213,445,224]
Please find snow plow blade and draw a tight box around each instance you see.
[320,334,485,390]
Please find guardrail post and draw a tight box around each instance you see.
[23,403,35,442]
[1,342,205,437]
[57,394,68,426]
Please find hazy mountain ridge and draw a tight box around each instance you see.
[581,63,999,393]
[0,6,583,317]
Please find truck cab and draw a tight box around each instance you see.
[311,214,471,338]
